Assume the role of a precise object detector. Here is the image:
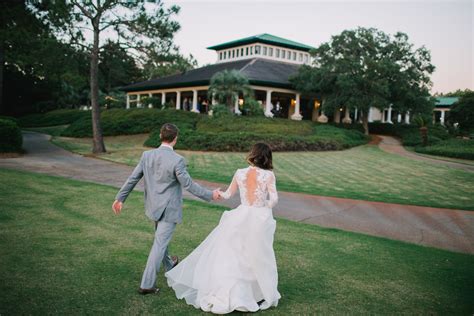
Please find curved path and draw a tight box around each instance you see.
[377,135,474,172]
[1,132,473,254]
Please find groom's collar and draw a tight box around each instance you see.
[160,143,174,151]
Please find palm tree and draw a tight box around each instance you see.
[208,70,252,112]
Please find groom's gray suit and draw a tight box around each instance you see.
[115,144,213,289]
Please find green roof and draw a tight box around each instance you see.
[435,97,459,107]
[207,33,314,52]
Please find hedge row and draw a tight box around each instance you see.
[18,109,90,127]
[415,139,474,160]
[0,119,22,153]
[144,126,368,152]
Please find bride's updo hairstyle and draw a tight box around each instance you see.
[246,143,273,170]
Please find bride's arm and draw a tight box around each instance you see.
[266,172,278,208]
[219,172,238,199]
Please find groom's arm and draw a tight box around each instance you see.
[115,153,145,203]
[175,157,213,202]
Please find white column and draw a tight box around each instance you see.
[176,91,181,110]
[291,93,302,120]
[397,113,402,123]
[387,105,393,123]
[265,90,274,117]
[192,90,199,113]
[405,112,410,124]
[342,107,352,124]
[211,93,217,105]
[148,93,152,108]
[440,110,446,125]
[317,110,328,123]
[234,95,242,115]
[137,94,141,108]
[126,94,130,109]
[161,92,166,107]
[368,107,374,122]
[354,108,358,121]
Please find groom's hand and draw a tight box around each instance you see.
[212,188,221,201]
[112,200,123,215]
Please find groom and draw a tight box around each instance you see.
[112,123,220,295]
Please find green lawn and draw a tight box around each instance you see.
[0,168,473,314]
[52,134,474,210]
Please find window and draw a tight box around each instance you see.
[293,51,297,60]
[255,45,261,54]
[287,50,291,60]
[281,50,285,59]
[232,50,235,58]
[219,52,222,60]
[269,47,273,57]
[263,46,267,55]
[246,47,249,55]
[276,48,280,58]
[236,49,239,57]
[241,48,244,56]
[299,52,303,62]
[250,46,253,55]
[304,54,309,63]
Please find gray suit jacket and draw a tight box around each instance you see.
[115,146,213,223]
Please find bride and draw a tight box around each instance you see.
[165,143,281,314]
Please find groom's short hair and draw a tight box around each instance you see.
[160,123,179,142]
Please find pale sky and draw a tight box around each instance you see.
[168,0,473,94]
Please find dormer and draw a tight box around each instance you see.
[207,33,314,65]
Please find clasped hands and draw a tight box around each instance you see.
[212,188,225,201]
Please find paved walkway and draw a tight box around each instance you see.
[377,135,474,172]
[1,132,473,254]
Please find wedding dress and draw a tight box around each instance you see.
[165,166,281,314]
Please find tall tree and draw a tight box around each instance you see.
[291,27,435,135]
[141,52,197,80]
[30,0,181,153]
[208,70,252,111]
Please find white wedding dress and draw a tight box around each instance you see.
[165,166,281,314]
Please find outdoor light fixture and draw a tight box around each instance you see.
[291,99,296,106]
[239,99,244,105]
[314,100,320,109]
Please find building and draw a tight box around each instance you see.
[120,34,451,125]
[433,97,459,125]
[121,33,323,121]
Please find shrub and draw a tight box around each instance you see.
[62,108,201,138]
[0,119,22,153]
[145,119,368,152]
[18,109,90,127]
[211,104,232,118]
[415,138,474,160]
[0,116,18,124]
[242,98,264,117]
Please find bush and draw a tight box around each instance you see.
[0,116,18,124]
[211,104,232,118]
[18,109,90,127]
[62,108,201,138]
[415,138,474,160]
[145,118,368,152]
[0,119,22,153]
[242,99,264,117]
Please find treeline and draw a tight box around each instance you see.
[0,1,195,116]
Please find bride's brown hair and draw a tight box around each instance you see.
[246,143,273,170]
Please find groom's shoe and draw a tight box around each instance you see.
[138,287,160,295]
[171,256,179,269]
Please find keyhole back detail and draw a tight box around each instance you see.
[245,167,257,206]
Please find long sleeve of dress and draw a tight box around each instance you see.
[220,172,238,200]
[265,172,278,208]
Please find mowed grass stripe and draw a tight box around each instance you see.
[52,135,474,210]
